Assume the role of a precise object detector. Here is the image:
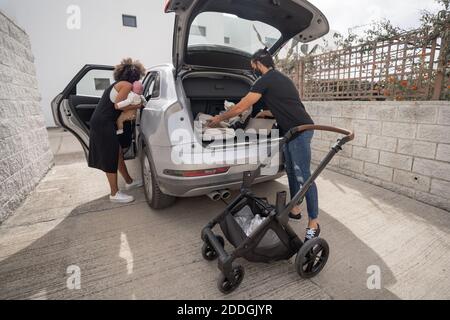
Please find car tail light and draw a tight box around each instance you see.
[164,167,230,177]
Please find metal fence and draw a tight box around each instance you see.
[286,25,449,101]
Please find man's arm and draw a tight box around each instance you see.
[208,92,262,127]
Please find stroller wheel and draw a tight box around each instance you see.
[202,236,225,261]
[217,265,245,295]
[296,238,329,279]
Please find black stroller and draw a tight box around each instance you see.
[201,125,354,294]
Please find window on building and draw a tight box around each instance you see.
[190,25,206,37]
[224,37,231,44]
[94,78,111,91]
[122,15,137,28]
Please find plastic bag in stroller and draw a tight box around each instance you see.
[219,195,296,263]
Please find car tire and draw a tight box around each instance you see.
[141,143,176,210]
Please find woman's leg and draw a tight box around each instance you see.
[106,173,119,196]
[287,132,319,229]
[107,169,135,203]
[118,148,133,184]
[107,150,135,203]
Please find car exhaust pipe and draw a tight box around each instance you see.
[220,189,231,201]
[207,191,222,202]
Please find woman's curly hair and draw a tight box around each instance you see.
[114,58,146,83]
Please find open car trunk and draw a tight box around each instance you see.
[183,73,251,118]
[182,72,278,146]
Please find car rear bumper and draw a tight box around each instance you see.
[148,141,285,197]
[158,170,285,197]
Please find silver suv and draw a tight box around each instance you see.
[52,0,329,209]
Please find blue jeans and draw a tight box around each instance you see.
[283,131,319,220]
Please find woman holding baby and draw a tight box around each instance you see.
[88,58,146,204]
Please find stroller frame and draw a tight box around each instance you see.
[201,125,354,294]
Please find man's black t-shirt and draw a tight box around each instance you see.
[250,69,314,136]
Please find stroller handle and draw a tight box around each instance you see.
[242,124,355,192]
[285,125,355,145]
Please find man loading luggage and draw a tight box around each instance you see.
[207,48,320,242]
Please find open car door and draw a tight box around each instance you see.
[51,64,137,161]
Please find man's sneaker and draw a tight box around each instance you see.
[125,179,144,191]
[305,224,321,242]
[110,191,135,204]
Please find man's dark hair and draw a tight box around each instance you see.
[251,48,275,69]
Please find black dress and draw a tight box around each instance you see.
[88,82,123,174]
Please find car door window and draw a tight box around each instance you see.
[143,74,155,100]
[151,72,161,99]
[76,69,115,97]
[143,72,161,100]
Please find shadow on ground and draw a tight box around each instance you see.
[0,179,399,300]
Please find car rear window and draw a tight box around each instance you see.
[188,12,282,55]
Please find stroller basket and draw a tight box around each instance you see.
[219,195,294,263]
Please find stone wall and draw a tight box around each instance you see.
[0,11,53,223]
[305,101,450,212]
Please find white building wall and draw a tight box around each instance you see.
[0,0,175,127]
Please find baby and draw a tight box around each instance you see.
[116,81,146,135]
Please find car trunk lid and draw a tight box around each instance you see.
[165,0,329,74]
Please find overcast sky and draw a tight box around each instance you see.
[309,0,444,34]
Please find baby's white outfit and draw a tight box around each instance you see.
[110,87,146,108]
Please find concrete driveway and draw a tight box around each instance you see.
[0,129,449,300]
